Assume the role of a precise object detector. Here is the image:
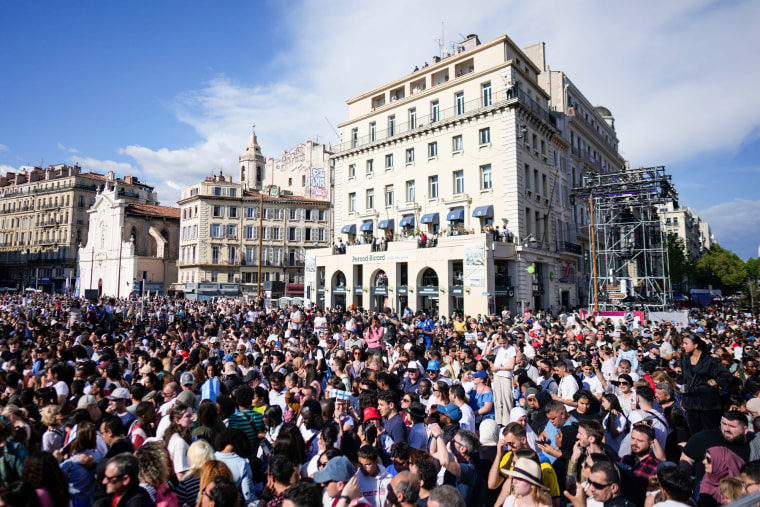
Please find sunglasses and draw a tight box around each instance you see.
[704,456,712,464]
[588,480,611,490]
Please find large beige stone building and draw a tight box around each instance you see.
[659,201,713,260]
[176,173,330,302]
[0,164,159,293]
[528,43,626,306]
[306,34,587,315]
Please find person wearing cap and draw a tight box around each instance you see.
[312,455,370,507]
[179,371,195,391]
[106,387,136,428]
[426,360,445,385]
[497,457,552,507]
[402,361,422,394]
[434,403,462,444]
[406,402,428,450]
[429,425,480,504]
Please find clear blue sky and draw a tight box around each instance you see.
[1,0,759,260]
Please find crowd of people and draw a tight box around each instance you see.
[0,293,759,507]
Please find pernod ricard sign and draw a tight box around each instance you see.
[351,252,412,263]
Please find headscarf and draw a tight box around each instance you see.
[510,406,539,453]
[528,390,552,435]
[699,446,745,504]
[479,419,500,447]
[558,424,579,460]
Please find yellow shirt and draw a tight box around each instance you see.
[453,320,466,332]
[496,451,560,498]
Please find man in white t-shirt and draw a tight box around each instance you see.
[356,445,392,507]
[553,360,579,412]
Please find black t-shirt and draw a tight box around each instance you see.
[683,428,752,480]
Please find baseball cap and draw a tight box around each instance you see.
[363,407,381,421]
[472,370,488,380]
[76,395,98,409]
[180,372,195,386]
[107,387,130,401]
[313,456,356,484]
[426,360,441,372]
[437,403,462,421]
[407,360,419,371]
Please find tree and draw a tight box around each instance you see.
[695,243,747,292]
[667,232,694,289]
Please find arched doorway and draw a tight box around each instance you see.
[417,267,440,316]
[331,270,347,310]
[370,269,389,312]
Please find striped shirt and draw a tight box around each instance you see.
[228,408,265,457]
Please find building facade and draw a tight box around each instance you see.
[0,164,158,293]
[306,33,600,315]
[78,185,180,298]
[265,141,333,202]
[660,201,713,259]
[176,173,330,301]
[527,43,626,308]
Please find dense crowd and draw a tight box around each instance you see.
[0,293,759,507]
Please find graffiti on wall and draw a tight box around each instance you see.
[305,167,328,200]
[274,144,308,173]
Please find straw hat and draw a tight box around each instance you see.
[503,457,546,490]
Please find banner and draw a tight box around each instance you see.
[463,245,485,287]
[648,311,689,330]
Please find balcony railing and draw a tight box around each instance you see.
[559,241,583,255]
[567,106,624,166]
[333,87,555,154]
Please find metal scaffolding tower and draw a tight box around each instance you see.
[570,166,678,313]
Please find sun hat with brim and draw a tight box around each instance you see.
[503,457,546,490]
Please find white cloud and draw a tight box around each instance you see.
[695,199,760,260]
[71,156,134,175]
[57,143,79,153]
[0,165,16,173]
[78,0,760,210]
[0,144,8,152]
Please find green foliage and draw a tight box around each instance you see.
[695,243,747,291]
[667,233,694,286]
[747,257,760,280]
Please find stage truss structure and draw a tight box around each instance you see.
[570,166,678,313]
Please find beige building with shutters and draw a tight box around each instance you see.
[305,33,621,315]
[0,164,159,293]
[176,172,330,302]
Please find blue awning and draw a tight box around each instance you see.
[446,209,465,221]
[420,213,439,224]
[399,216,415,227]
[378,219,394,229]
[472,205,494,218]
[360,221,374,232]
[340,224,356,234]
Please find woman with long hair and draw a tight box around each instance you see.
[500,457,552,507]
[194,461,234,507]
[135,441,178,507]
[601,393,629,455]
[681,333,733,433]
[272,423,307,466]
[176,440,215,507]
[191,400,225,448]
[349,347,365,378]
[60,421,102,507]
[164,403,194,480]
[432,381,450,406]
[20,451,70,507]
